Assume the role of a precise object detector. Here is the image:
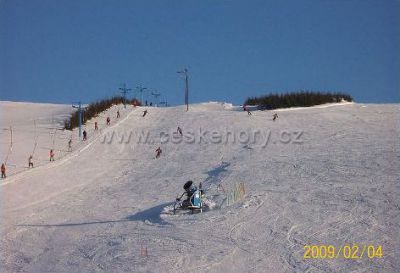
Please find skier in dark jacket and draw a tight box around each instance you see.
[83,130,87,141]
[28,155,33,168]
[68,139,72,151]
[155,147,162,158]
[1,163,6,178]
[142,110,148,117]
[176,181,203,208]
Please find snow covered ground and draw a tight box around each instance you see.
[0,101,399,273]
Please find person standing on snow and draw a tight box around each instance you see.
[117,110,120,118]
[243,105,252,115]
[1,163,6,178]
[272,113,278,121]
[142,110,148,117]
[68,139,72,152]
[155,147,162,159]
[83,130,87,141]
[95,121,98,130]
[177,126,183,136]
[106,117,111,125]
[28,155,34,168]
[49,149,55,161]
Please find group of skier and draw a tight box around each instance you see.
[68,109,119,151]
[144,100,155,107]
[154,126,185,159]
[1,152,42,178]
[74,107,161,159]
[1,149,52,179]
[0,106,178,179]
[243,104,278,121]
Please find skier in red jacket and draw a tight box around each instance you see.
[1,163,6,178]
[50,149,55,161]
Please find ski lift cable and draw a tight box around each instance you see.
[3,126,13,165]
[31,120,39,157]
[52,128,57,150]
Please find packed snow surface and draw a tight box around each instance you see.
[1,101,399,273]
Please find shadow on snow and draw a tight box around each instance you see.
[203,161,230,188]
[18,202,174,228]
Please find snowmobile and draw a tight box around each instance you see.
[173,181,204,214]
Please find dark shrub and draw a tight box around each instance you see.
[244,91,353,110]
[64,96,141,130]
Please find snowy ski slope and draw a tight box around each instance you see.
[0,101,399,273]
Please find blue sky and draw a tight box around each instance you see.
[1,0,399,105]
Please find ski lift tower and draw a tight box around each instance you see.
[136,86,147,106]
[119,83,132,109]
[151,90,161,106]
[177,68,189,111]
[72,101,87,139]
